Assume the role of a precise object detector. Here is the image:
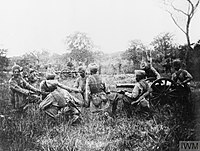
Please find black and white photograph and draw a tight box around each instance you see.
[0,0,200,150]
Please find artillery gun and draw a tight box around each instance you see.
[116,77,190,108]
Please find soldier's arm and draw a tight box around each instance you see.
[151,67,161,79]
[9,80,30,95]
[141,83,151,98]
[85,78,91,103]
[101,78,109,93]
[171,73,177,82]
[57,82,80,93]
[125,83,140,98]
[182,70,193,84]
[74,77,79,88]
[23,78,40,93]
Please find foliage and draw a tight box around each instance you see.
[151,32,175,58]
[0,49,9,72]
[122,40,146,67]
[0,75,197,151]
[0,49,9,83]
[65,32,94,64]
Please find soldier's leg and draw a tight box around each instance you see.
[122,96,134,118]
[45,106,59,119]
[107,93,124,117]
[69,106,81,125]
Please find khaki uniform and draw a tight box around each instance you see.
[85,74,109,113]
[39,79,81,121]
[171,69,193,84]
[143,67,160,80]
[9,76,40,111]
[74,76,87,101]
[171,69,193,96]
[123,79,150,117]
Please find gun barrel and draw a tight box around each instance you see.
[116,83,135,88]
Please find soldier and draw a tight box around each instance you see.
[74,66,87,106]
[9,64,42,113]
[171,59,193,116]
[28,68,39,87]
[85,63,110,113]
[119,70,151,118]
[39,73,82,124]
[140,61,161,82]
[171,59,193,95]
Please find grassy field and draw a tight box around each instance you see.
[0,74,196,151]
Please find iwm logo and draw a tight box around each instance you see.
[180,141,200,151]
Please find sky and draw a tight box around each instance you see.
[0,0,200,57]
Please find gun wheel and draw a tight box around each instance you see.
[150,78,179,107]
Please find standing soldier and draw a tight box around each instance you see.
[74,66,88,106]
[9,64,42,113]
[85,63,110,113]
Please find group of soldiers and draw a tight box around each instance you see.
[8,58,193,125]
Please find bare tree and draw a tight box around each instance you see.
[163,0,200,47]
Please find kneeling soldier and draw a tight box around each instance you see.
[39,73,82,125]
[121,70,150,118]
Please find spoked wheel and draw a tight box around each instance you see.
[150,78,179,108]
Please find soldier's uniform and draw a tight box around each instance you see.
[74,66,88,103]
[171,59,193,116]
[140,62,161,81]
[28,69,39,88]
[122,70,150,117]
[171,59,193,96]
[39,74,82,124]
[85,63,110,113]
[9,65,41,112]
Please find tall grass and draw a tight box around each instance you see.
[0,75,196,151]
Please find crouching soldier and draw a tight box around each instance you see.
[9,64,42,113]
[119,70,151,118]
[39,73,82,125]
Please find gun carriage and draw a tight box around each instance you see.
[116,77,189,108]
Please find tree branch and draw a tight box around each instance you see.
[166,10,186,34]
[171,2,188,16]
[187,0,194,10]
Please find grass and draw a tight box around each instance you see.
[0,74,196,151]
